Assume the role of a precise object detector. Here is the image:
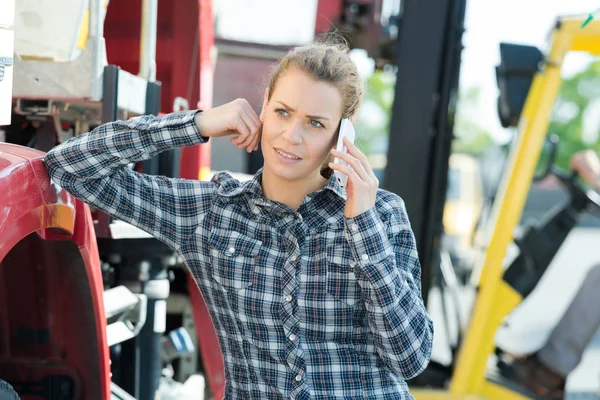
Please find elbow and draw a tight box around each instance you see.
[44,150,64,180]
[44,155,67,187]
[43,152,84,196]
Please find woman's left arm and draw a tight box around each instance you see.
[344,197,434,380]
[330,139,434,380]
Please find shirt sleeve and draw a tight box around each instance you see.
[344,195,434,380]
[44,110,216,251]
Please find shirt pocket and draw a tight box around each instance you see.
[326,243,361,307]
[208,228,262,292]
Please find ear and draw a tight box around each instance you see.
[259,88,269,122]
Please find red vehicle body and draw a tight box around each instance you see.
[0,144,110,399]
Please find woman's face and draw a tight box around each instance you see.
[260,67,343,183]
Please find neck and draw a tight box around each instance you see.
[261,166,327,210]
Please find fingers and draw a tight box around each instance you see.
[248,125,262,152]
[330,139,380,189]
[233,100,261,151]
[328,160,363,187]
[331,150,369,182]
[331,139,370,181]
[344,137,378,181]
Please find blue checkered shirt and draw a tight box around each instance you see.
[44,111,434,399]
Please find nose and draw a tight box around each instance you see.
[281,120,303,145]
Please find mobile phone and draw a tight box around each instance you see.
[333,118,356,188]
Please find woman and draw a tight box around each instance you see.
[45,39,433,399]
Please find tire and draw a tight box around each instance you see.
[0,379,19,400]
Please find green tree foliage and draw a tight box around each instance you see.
[546,60,600,171]
[354,69,396,156]
[354,70,494,157]
[452,86,495,156]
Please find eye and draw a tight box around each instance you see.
[275,108,288,117]
[310,120,324,128]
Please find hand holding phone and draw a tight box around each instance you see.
[333,118,356,188]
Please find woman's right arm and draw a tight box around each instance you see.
[45,100,261,250]
[44,110,214,250]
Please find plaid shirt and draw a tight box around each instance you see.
[44,111,434,399]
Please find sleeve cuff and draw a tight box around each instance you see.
[344,207,394,266]
[147,110,209,153]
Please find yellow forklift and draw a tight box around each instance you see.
[380,1,600,398]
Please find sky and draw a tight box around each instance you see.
[459,0,600,143]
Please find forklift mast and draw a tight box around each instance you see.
[383,0,467,302]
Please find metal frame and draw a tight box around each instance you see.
[412,16,600,400]
[141,81,162,176]
[383,0,466,305]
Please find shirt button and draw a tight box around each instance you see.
[290,255,298,261]
[289,334,297,341]
[284,294,292,302]
[351,223,359,232]
[227,247,235,255]
[295,374,302,382]
[361,254,369,261]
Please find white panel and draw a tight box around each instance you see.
[14,0,89,61]
[0,29,14,126]
[117,69,148,115]
[0,0,15,27]
[154,300,167,333]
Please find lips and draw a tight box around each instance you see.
[274,147,302,160]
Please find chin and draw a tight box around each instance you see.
[262,144,324,183]
[264,160,307,181]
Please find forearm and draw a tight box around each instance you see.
[344,207,434,379]
[44,110,213,250]
[45,110,205,182]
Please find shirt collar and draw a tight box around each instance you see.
[217,167,347,205]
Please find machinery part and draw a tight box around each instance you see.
[12,0,149,115]
[100,246,173,400]
[110,382,136,400]
[161,327,195,363]
[504,164,600,298]
[104,286,148,347]
[10,375,76,400]
[383,0,467,306]
[496,43,544,128]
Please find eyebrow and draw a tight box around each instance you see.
[275,101,331,121]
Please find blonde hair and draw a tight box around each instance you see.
[266,34,364,177]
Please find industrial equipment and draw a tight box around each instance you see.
[2,0,599,399]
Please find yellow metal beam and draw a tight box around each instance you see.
[412,389,485,400]
[448,20,568,395]
[560,18,600,55]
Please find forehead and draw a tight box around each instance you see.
[272,68,343,119]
